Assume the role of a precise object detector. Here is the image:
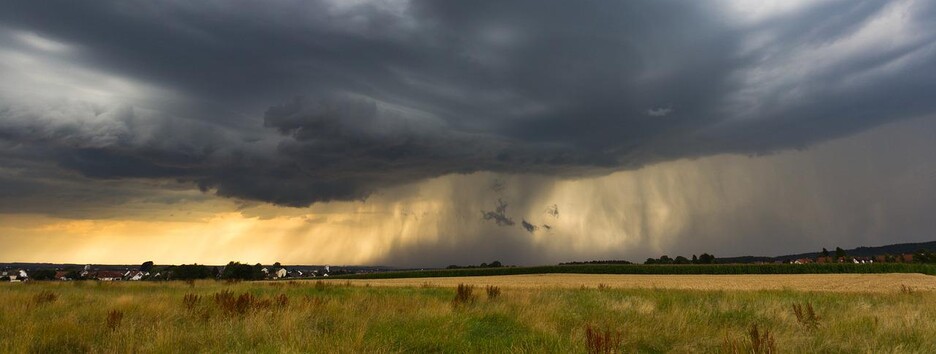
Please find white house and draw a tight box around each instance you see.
[275,268,287,279]
[127,271,148,281]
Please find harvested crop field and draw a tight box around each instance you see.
[333,273,936,292]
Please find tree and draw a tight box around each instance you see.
[691,255,699,264]
[140,261,154,273]
[221,262,266,280]
[253,263,266,279]
[821,248,830,258]
[644,258,657,265]
[172,264,212,280]
[698,253,716,264]
[31,269,57,281]
[489,261,503,268]
[273,262,282,269]
[64,269,83,280]
[835,247,846,260]
[674,256,690,264]
[658,255,673,264]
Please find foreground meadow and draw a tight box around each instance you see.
[2,276,935,353]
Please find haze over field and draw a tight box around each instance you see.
[2,0,936,266]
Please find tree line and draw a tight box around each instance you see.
[644,253,716,265]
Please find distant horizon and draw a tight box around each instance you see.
[5,238,934,268]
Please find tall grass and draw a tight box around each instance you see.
[2,280,936,352]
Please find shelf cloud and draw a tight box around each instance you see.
[2,1,936,265]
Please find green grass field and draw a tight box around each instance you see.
[2,279,936,353]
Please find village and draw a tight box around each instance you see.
[0,263,360,283]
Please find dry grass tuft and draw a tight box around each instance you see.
[748,324,777,354]
[900,284,915,295]
[792,302,820,330]
[452,283,476,307]
[722,324,777,354]
[106,310,123,331]
[597,283,611,290]
[584,324,623,354]
[183,293,200,310]
[722,330,740,354]
[32,290,58,306]
[274,293,288,307]
[486,285,501,300]
[213,291,271,315]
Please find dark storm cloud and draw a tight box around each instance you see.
[2,0,936,207]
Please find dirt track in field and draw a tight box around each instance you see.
[328,273,936,292]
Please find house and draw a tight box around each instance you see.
[125,271,148,281]
[4,270,27,282]
[793,258,813,264]
[275,268,287,279]
[816,256,834,264]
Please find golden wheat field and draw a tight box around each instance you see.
[2,274,936,353]
[337,273,936,292]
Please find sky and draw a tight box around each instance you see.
[2,0,936,266]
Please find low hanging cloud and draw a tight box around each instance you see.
[1,0,936,209]
[646,107,674,117]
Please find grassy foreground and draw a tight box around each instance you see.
[2,280,935,353]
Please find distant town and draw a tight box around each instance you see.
[0,262,401,283]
